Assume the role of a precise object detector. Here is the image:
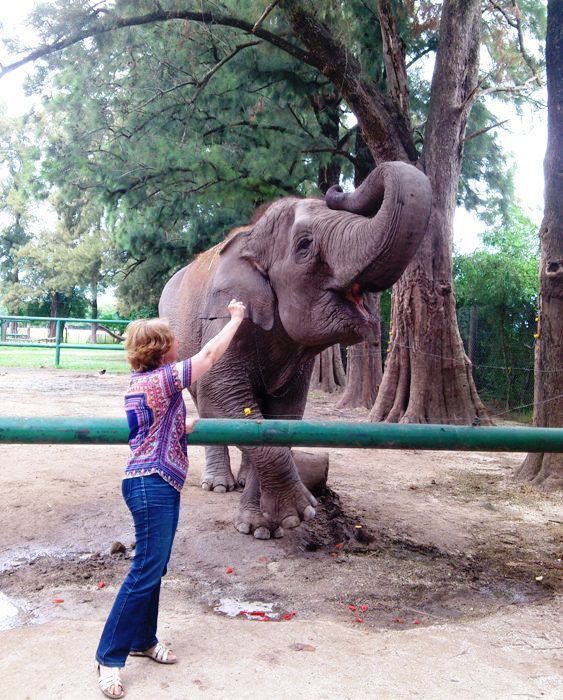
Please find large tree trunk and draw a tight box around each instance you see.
[90,282,98,343]
[337,293,382,409]
[516,0,562,491]
[49,292,63,338]
[370,0,489,425]
[468,305,478,366]
[310,345,346,394]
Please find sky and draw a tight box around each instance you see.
[0,1,548,257]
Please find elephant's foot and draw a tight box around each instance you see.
[201,445,236,493]
[234,474,317,539]
[260,481,317,532]
[201,471,236,493]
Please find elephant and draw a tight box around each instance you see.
[159,161,432,539]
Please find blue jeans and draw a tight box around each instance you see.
[96,474,180,667]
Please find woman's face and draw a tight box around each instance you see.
[161,336,179,365]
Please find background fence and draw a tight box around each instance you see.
[0,309,546,419]
[0,315,130,367]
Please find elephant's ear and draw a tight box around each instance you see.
[204,230,275,331]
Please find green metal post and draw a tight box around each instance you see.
[54,319,62,366]
[0,417,562,452]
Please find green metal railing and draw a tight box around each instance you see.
[0,417,562,452]
[0,315,130,366]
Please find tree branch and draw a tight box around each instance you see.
[252,1,281,33]
[187,41,262,108]
[279,0,416,163]
[487,0,543,87]
[477,75,539,98]
[463,119,509,142]
[377,0,411,127]
[301,146,360,170]
[0,8,310,79]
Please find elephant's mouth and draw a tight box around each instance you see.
[343,283,370,321]
[329,282,376,334]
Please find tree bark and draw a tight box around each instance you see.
[292,450,329,496]
[310,345,346,394]
[49,292,63,338]
[516,0,563,490]
[337,293,382,409]
[468,305,478,365]
[90,283,98,343]
[370,0,490,425]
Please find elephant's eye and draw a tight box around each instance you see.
[295,236,313,255]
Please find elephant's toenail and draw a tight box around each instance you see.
[273,527,285,538]
[254,527,271,540]
[236,523,251,534]
[303,505,316,521]
[201,482,211,491]
[281,515,300,529]
[213,484,227,493]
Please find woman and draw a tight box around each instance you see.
[96,299,246,698]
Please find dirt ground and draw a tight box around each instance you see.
[0,367,561,700]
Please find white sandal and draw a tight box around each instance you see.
[97,664,124,698]
[130,641,177,664]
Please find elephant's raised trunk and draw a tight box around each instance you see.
[325,161,432,292]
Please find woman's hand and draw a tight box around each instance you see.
[185,418,199,434]
[228,299,246,321]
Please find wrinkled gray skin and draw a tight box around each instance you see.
[159,161,432,539]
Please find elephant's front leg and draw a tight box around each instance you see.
[235,446,317,538]
[201,445,236,492]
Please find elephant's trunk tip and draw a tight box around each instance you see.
[325,185,346,211]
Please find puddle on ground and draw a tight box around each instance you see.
[0,592,35,630]
[0,546,93,573]
[213,598,296,622]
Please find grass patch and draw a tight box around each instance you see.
[0,346,129,373]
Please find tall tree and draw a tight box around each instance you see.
[0,1,545,423]
[0,111,36,305]
[516,0,562,490]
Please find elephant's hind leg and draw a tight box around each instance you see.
[201,445,236,493]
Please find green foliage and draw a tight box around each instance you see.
[0,0,548,314]
[0,110,38,308]
[454,208,539,410]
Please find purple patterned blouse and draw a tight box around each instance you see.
[124,359,192,491]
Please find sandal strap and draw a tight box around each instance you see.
[98,667,123,692]
[153,642,169,661]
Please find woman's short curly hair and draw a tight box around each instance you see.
[124,318,174,372]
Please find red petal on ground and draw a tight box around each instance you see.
[225,567,234,574]
[335,543,343,549]
[355,617,363,623]
[348,604,357,611]
[52,598,64,603]
[360,605,368,612]
[97,581,106,589]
